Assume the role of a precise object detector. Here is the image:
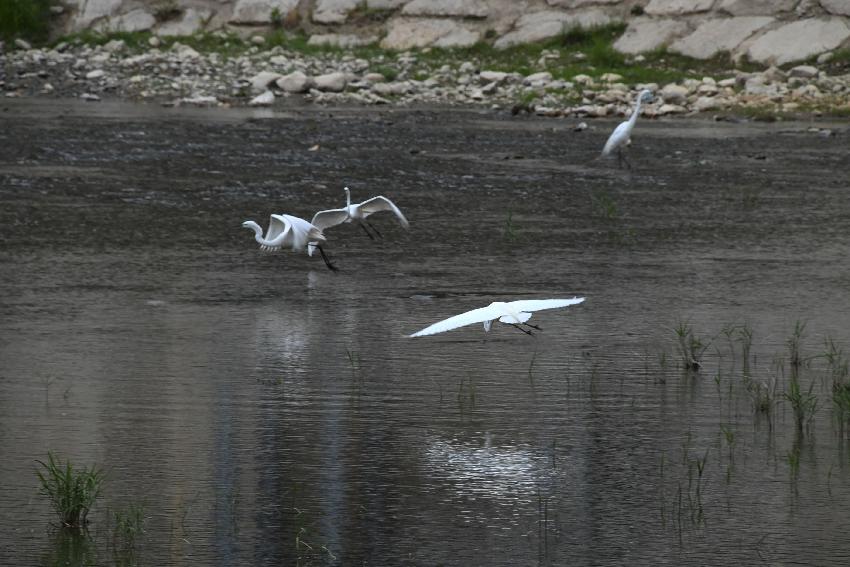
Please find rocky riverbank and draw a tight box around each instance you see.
[2,32,850,119]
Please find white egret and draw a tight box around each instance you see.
[409,297,585,338]
[241,213,338,271]
[311,186,409,241]
[601,89,654,168]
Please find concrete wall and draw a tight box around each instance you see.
[53,0,850,64]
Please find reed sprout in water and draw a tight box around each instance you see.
[35,452,105,528]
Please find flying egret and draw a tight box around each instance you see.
[409,298,585,338]
[311,186,409,241]
[241,213,338,271]
[601,89,654,169]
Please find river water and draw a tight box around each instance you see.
[1,99,850,565]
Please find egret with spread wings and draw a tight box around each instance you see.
[311,186,409,241]
[409,298,585,338]
[241,213,338,271]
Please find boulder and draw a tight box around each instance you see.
[381,18,479,49]
[98,9,156,32]
[494,9,611,49]
[308,34,379,48]
[660,83,689,104]
[401,0,489,18]
[249,90,275,106]
[73,0,122,29]
[746,19,850,65]
[312,0,360,24]
[717,0,796,15]
[276,71,313,93]
[819,0,850,17]
[157,8,212,36]
[613,18,688,54]
[231,0,299,24]
[250,71,283,93]
[669,17,773,59]
[314,72,348,92]
[645,0,714,16]
[789,65,819,78]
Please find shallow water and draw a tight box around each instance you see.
[2,99,850,565]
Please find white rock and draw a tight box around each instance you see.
[72,0,122,30]
[249,90,275,106]
[381,18,479,49]
[693,96,720,111]
[645,0,714,15]
[86,69,105,79]
[402,0,489,18]
[372,81,410,96]
[81,93,101,101]
[717,0,796,15]
[276,71,313,93]
[13,38,31,50]
[480,70,508,83]
[308,34,378,48]
[572,74,594,85]
[524,71,553,85]
[817,0,850,16]
[660,83,688,104]
[669,17,773,59]
[172,43,201,60]
[314,72,348,92]
[313,0,361,24]
[817,52,834,64]
[103,39,125,52]
[789,65,818,79]
[746,19,850,65]
[251,71,283,93]
[363,72,386,83]
[657,103,686,115]
[495,9,611,49]
[181,95,219,106]
[231,0,299,24]
[98,9,156,32]
[718,78,737,87]
[157,8,211,36]
[613,18,689,54]
[600,73,623,82]
[148,36,161,47]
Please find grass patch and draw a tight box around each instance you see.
[36,452,105,528]
[0,0,52,43]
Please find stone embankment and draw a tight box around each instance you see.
[3,35,849,118]
[49,0,850,65]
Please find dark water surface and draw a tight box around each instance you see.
[2,99,850,565]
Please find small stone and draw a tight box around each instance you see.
[789,65,818,79]
[148,36,161,47]
[524,71,552,85]
[314,72,347,92]
[181,95,219,106]
[718,78,737,87]
[86,69,105,80]
[459,61,475,73]
[480,70,507,84]
[363,73,385,83]
[660,83,689,104]
[693,96,720,111]
[103,39,125,52]
[658,103,686,115]
[600,72,623,83]
[573,121,588,131]
[249,90,275,106]
[80,93,101,101]
[14,38,32,50]
[276,71,313,93]
[572,74,594,85]
[481,81,498,95]
[251,35,266,45]
[250,71,283,93]
[817,52,834,64]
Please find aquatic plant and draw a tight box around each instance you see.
[745,373,777,419]
[503,210,519,242]
[786,320,807,369]
[736,323,754,378]
[590,191,619,220]
[110,503,146,566]
[36,452,105,528]
[784,366,817,432]
[674,321,710,371]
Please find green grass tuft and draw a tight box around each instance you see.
[36,452,105,528]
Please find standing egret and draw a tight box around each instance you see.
[311,186,409,240]
[601,89,654,168]
[409,298,585,338]
[241,213,338,271]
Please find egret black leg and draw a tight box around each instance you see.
[509,324,535,336]
[316,245,339,272]
[359,222,375,240]
[620,148,632,170]
[366,221,383,239]
[523,323,542,331]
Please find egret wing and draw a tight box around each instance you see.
[267,214,292,246]
[507,297,585,313]
[409,304,503,338]
[311,208,349,231]
[359,196,409,228]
